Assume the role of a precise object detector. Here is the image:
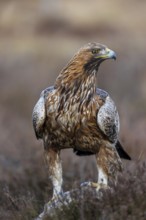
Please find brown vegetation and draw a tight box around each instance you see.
[0,0,146,219]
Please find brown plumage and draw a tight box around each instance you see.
[32,43,131,199]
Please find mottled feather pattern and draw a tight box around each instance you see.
[97,95,120,143]
[43,79,107,152]
[97,145,123,179]
[32,86,54,139]
[32,94,46,139]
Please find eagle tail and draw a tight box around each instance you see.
[115,140,131,160]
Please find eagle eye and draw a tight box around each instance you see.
[91,49,100,54]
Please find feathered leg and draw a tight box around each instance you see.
[93,144,123,191]
[44,148,63,199]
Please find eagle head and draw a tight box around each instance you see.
[76,42,116,73]
[55,42,116,90]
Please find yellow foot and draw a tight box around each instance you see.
[80,181,109,192]
[90,182,109,191]
[80,181,110,199]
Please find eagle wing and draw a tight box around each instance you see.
[32,86,54,139]
[96,88,120,143]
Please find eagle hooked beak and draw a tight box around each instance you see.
[101,48,116,60]
[95,48,116,62]
[106,48,116,60]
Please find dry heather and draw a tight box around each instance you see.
[0,0,146,219]
[1,159,146,220]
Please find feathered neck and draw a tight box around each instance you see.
[54,55,97,102]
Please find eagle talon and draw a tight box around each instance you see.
[80,181,109,192]
[90,182,110,192]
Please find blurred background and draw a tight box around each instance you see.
[0,0,146,219]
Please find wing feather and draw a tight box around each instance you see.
[32,86,54,139]
[97,89,120,143]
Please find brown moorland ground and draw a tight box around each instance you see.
[0,0,146,219]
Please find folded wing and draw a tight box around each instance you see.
[97,89,119,143]
[32,86,54,139]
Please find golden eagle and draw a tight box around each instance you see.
[32,43,130,199]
